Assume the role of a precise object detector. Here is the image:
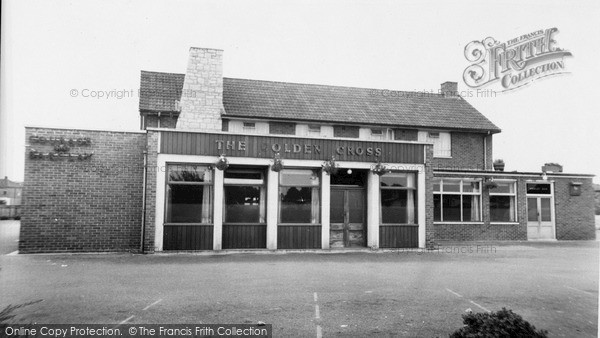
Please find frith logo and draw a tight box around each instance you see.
[463,28,572,92]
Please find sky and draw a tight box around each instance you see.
[1,0,599,182]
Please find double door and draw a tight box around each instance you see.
[330,188,366,248]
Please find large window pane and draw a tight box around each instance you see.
[462,195,481,221]
[224,186,263,223]
[490,196,515,222]
[381,189,416,224]
[527,198,538,222]
[280,187,319,223]
[442,195,461,221]
[166,184,213,223]
[541,198,552,222]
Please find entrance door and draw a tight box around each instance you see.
[330,188,366,248]
[527,197,554,240]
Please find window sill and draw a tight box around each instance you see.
[490,222,519,225]
[433,156,452,159]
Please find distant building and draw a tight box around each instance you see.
[0,176,22,205]
[19,47,596,253]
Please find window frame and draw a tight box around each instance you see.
[419,131,451,158]
[433,178,483,223]
[278,168,321,225]
[223,168,266,224]
[379,172,418,225]
[164,163,214,225]
[242,122,256,133]
[489,180,518,223]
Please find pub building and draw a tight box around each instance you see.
[19,47,596,253]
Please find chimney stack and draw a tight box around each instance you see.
[440,81,458,97]
[176,47,224,131]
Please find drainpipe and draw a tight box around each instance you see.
[140,148,148,253]
[483,132,489,170]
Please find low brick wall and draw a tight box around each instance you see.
[20,127,146,253]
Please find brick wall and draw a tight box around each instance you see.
[424,146,435,248]
[20,127,146,253]
[431,132,488,170]
[432,173,595,242]
[554,177,595,240]
[143,130,159,252]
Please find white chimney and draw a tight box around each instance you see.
[176,47,224,131]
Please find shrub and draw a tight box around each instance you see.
[450,308,548,338]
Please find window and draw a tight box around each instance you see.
[490,181,517,222]
[380,173,417,224]
[308,125,321,136]
[433,178,481,222]
[224,169,266,223]
[418,131,451,157]
[333,125,360,138]
[165,164,213,224]
[370,128,384,140]
[242,122,256,132]
[527,183,551,194]
[279,169,320,224]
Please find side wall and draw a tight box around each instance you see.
[433,174,595,242]
[554,177,596,240]
[20,127,146,253]
[431,132,490,170]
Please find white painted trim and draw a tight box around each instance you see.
[367,172,380,248]
[154,157,167,252]
[213,169,224,250]
[320,170,330,249]
[418,169,426,248]
[266,169,279,250]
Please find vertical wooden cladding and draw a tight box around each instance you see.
[379,226,418,248]
[160,131,425,164]
[277,226,322,249]
[222,224,267,249]
[163,225,213,250]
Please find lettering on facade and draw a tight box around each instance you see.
[215,139,383,159]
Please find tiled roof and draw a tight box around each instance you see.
[0,177,22,189]
[139,71,185,113]
[139,71,501,132]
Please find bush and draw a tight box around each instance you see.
[450,308,548,338]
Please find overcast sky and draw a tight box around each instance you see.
[1,0,599,182]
